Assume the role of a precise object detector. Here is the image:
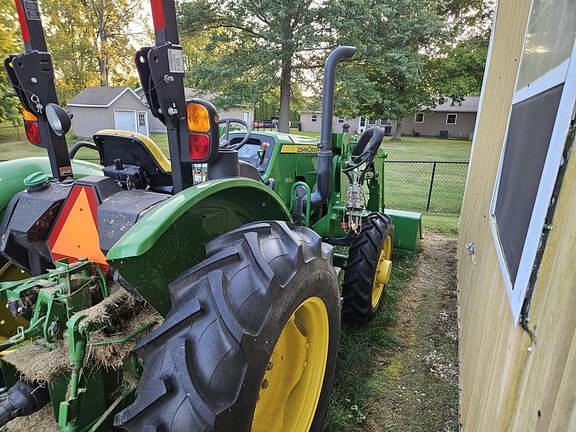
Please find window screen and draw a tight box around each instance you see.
[446,114,457,124]
[414,113,424,123]
[494,84,563,283]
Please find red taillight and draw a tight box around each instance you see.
[188,133,210,161]
[24,121,41,145]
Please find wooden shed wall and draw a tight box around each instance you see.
[458,1,576,431]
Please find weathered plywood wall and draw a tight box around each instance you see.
[458,1,576,431]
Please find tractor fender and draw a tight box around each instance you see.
[107,178,292,315]
[0,157,102,215]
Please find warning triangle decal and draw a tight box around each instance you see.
[48,185,108,270]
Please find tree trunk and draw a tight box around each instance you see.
[98,56,108,87]
[278,58,292,133]
[392,119,402,141]
[97,0,108,87]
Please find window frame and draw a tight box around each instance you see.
[311,114,318,123]
[489,37,576,322]
[337,117,345,124]
[414,112,425,123]
[446,113,458,125]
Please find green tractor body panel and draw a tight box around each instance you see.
[107,177,292,315]
[0,157,102,215]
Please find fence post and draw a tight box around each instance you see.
[426,161,437,212]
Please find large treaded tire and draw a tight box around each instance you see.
[114,221,340,432]
[342,212,393,324]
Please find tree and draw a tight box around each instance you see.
[428,32,489,100]
[328,0,443,140]
[0,0,21,124]
[178,0,330,132]
[41,0,146,100]
[427,0,493,100]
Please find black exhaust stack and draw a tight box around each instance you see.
[310,46,356,207]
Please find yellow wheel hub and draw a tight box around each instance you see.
[252,296,329,432]
[372,235,392,308]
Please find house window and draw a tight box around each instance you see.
[446,114,457,124]
[311,114,317,123]
[414,112,425,123]
[337,117,345,123]
[138,112,146,127]
[489,0,576,321]
[368,119,376,125]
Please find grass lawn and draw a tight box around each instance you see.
[324,234,459,431]
[288,129,472,161]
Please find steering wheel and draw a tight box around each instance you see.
[218,118,252,150]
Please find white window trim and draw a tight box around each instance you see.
[414,112,425,123]
[337,117,345,123]
[489,38,576,322]
[137,111,149,136]
[311,114,318,122]
[446,113,458,125]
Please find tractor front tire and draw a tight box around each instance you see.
[114,221,340,432]
[342,212,394,324]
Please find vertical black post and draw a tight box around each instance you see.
[426,162,437,212]
[381,156,386,211]
[8,0,72,179]
[137,0,192,192]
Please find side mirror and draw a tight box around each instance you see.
[46,103,72,136]
[183,99,219,163]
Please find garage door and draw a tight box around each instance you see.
[114,110,137,132]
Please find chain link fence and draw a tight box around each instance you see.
[382,160,469,214]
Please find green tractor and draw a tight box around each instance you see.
[0,0,421,430]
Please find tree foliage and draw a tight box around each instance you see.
[0,0,21,124]
[328,0,443,126]
[42,0,145,100]
[178,0,330,132]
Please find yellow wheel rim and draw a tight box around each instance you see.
[252,296,329,432]
[372,235,392,308]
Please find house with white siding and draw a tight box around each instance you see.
[67,86,254,138]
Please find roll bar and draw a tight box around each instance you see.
[135,0,192,192]
[5,0,72,179]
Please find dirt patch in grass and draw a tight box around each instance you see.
[325,233,459,432]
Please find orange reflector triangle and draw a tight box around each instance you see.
[48,185,108,271]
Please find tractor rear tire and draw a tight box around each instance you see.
[114,221,340,432]
[342,212,394,324]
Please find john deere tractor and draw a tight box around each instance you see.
[0,0,421,430]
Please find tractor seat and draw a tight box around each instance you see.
[93,130,173,193]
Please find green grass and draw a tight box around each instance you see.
[324,254,419,431]
[324,239,459,431]
[381,137,470,161]
[381,161,468,214]
[286,129,471,161]
[422,214,460,238]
